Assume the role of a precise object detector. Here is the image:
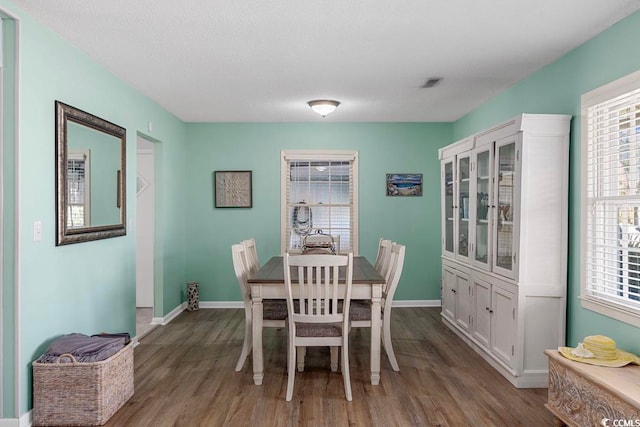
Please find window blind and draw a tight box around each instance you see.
[67,157,87,228]
[585,86,640,309]
[284,159,354,253]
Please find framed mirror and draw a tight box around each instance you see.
[55,101,126,245]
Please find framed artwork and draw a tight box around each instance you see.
[214,170,253,208]
[386,173,423,196]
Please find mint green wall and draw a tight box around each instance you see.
[185,123,451,303]
[0,0,188,416]
[453,11,640,354]
[1,12,17,417]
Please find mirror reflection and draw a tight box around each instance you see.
[56,101,126,245]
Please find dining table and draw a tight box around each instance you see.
[247,255,386,386]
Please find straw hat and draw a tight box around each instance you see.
[558,335,640,367]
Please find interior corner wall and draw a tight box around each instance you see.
[452,10,640,354]
[0,0,188,417]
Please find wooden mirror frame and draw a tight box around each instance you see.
[55,101,126,245]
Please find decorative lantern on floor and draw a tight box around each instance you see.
[186,281,199,311]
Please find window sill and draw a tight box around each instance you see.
[579,296,640,328]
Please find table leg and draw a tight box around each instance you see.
[370,285,382,385]
[252,294,264,385]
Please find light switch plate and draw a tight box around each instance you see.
[33,221,42,241]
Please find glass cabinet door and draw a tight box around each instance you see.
[492,137,517,278]
[457,153,471,261]
[442,159,455,257]
[472,146,492,270]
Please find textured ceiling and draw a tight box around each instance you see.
[10,0,640,122]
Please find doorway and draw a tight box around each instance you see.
[136,136,155,338]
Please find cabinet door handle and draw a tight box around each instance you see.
[452,289,457,294]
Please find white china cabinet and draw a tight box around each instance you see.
[439,114,570,388]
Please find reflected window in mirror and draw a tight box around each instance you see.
[67,150,90,228]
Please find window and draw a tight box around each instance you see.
[67,150,91,228]
[281,150,358,254]
[581,69,640,327]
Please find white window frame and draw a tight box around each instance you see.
[67,149,91,228]
[280,149,359,255]
[581,68,640,327]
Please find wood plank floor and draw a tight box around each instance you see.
[105,307,556,426]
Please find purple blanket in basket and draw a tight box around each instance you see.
[37,333,126,363]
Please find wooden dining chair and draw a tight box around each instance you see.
[242,238,260,274]
[283,252,354,401]
[373,238,393,277]
[350,243,405,371]
[231,243,287,372]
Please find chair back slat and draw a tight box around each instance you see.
[284,253,353,325]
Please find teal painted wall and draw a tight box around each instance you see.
[1,11,17,417]
[185,123,451,303]
[0,0,188,416]
[453,11,640,354]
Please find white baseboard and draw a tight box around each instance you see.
[156,303,186,325]
[19,411,30,427]
[199,301,244,309]
[198,301,438,309]
[8,410,31,427]
[141,300,439,331]
[392,299,441,307]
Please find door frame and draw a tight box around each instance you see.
[136,134,158,315]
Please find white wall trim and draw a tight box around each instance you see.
[18,409,29,427]
[154,303,186,325]
[150,316,165,325]
[200,301,243,309]
[18,410,28,427]
[132,300,441,347]
[181,300,439,310]
[160,300,439,314]
[199,301,440,309]
[392,299,441,308]
[0,417,20,427]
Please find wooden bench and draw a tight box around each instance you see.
[545,349,640,426]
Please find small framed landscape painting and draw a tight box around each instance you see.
[214,170,253,208]
[386,173,423,197]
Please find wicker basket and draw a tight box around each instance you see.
[32,342,134,426]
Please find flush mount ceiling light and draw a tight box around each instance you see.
[307,99,340,117]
